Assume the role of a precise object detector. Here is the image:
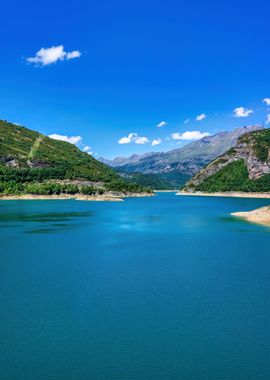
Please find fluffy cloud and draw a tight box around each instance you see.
[233,107,254,118]
[184,118,190,124]
[151,138,161,146]
[196,113,206,121]
[26,45,81,66]
[49,133,82,144]
[135,136,149,144]
[266,114,270,125]
[156,121,168,128]
[118,133,149,145]
[66,50,81,60]
[263,98,270,106]
[118,133,137,144]
[171,131,210,141]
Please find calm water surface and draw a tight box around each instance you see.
[0,193,270,380]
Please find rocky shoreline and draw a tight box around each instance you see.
[177,191,270,199]
[232,206,270,227]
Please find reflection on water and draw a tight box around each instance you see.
[0,211,94,234]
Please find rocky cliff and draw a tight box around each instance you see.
[183,128,270,193]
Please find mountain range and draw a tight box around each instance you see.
[100,126,262,188]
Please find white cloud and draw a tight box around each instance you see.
[118,133,150,145]
[196,113,206,121]
[26,45,82,66]
[151,138,161,146]
[171,131,211,141]
[263,98,270,106]
[82,145,92,152]
[184,118,190,124]
[156,121,168,128]
[118,133,137,144]
[66,50,81,60]
[233,107,254,118]
[266,114,270,125]
[134,136,149,144]
[49,133,82,145]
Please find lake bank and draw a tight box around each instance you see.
[232,206,270,227]
[0,192,153,202]
[177,191,270,199]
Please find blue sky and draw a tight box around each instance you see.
[1,0,270,158]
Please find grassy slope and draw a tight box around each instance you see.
[0,120,117,181]
[0,120,150,195]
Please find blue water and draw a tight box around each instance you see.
[0,193,270,380]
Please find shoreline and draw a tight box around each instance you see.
[177,191,270,199]
[154,190,178,193]
[231,206,270,227]
[0,192,153,202]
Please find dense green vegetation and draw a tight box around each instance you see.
[239,128,270,162]
[0,120,151,195]
[0,120,118,181]
[117,171,191,190]
[125,173,175,190]
[194,159,270,192]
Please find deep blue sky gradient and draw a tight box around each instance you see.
[1,0,270,157]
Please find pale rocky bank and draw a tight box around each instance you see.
[232,206,270,227]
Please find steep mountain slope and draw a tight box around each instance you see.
[183,128,270,193]
[101,126,261,176]
[0,120,118,179]
[0,120,149,195]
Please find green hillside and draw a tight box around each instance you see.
[183,129,270,193]
[0,120,150,196]
[121,172,191,190]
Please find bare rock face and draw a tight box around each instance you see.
[4,159,20,168]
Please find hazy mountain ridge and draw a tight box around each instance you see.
[100,126,262,177]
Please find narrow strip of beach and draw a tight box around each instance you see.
[177,191,270,199]
[0,192,153,202]
[231,207,270,227]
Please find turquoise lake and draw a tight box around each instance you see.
[0,192,270,380]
